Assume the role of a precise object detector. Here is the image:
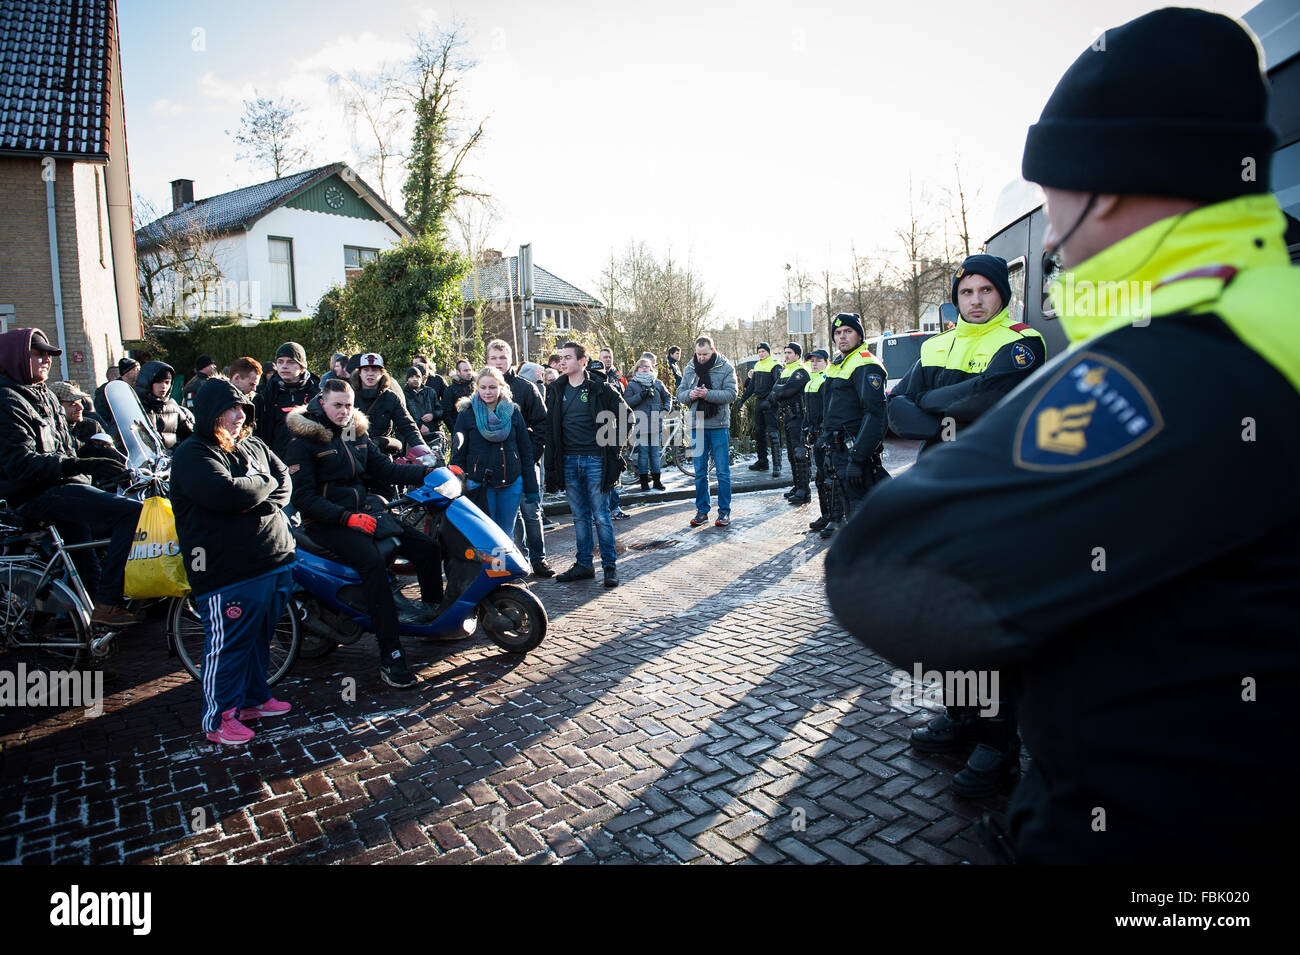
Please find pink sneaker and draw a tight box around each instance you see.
[238,698,292,720]
[206,708,255,745]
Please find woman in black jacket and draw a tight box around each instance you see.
[402,365,441,444]
[134,360,194,450]
[451,366,538,535]
[352,353,425,456]
[170,378,296,745]
[440,358,474,429]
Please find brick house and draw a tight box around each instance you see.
[459,250,601,361]
[136,162,414,322]
[0,0,142,392]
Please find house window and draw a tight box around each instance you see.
[344,246,379,270]
[268,237,296,308]
[0,304,13,334]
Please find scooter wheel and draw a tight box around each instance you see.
[477,583,547,654]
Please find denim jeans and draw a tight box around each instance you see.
[513,461,545,561]
[18,483,142,603]
[693,427,732,516]
[480,477,523,538]
[564,454,616,567]
[636,442,662,474]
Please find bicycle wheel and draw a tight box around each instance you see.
[169,593,301,686]
[672,431,697,478]
[0,566,89,671]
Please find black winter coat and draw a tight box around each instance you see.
[543,373,628,493]
[356,375,422,454]
[403,382,440,439]
[0,375,90,506]
[171,379,296,596]
[255,370,321,459]
[135,361,194,450]
[441,377,473,424]
[450,397,538,493]
[281,399,429,526]
[503,369,546,464]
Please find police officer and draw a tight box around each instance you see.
[770,343,811,504]
[817,314,888,540]
[801,349,833,531]
[827,7,1299,863]
[737,343,782,476]
[888,254,1045,450]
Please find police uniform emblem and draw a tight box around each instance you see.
[1011,342,1035,369]
[1013,351,1163,471]
[867,373,883,390]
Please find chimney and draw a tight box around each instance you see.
[480,248,501,266]
[170,179,194,210]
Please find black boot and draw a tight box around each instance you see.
[748,460,769,471]
[639,473,650,492]
[651,472,665,490]
[808,514,832,532]
[788,487,810,505]
[951,743,1020,798]
[910,711,981,753]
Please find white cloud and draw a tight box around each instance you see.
[197,70,253,105]
[149,98,188,117]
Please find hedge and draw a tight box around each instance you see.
[191,318,318,371]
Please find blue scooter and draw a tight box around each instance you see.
[290,467,547,657]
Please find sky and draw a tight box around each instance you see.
[118,0,1257,324]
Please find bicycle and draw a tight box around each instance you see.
[0,510,119,672]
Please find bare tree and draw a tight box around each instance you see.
[944,153,980,260]
[330,67,406,206]
[228,94,313,179]
[134,194,234,327]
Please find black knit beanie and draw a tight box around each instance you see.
[786,341,802,357]
[1022,8,1275,201]
[830,313,864,338]
[275,341,308,367]
[756,342,771,355]
[951,254,1013,311]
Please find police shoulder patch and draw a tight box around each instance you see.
[1012,351,1163,472]
[1010,342,1036,369]
[866,372,883,390]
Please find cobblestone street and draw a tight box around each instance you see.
[1,443,1012,864]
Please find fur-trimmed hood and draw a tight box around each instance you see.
[286,400,370,443]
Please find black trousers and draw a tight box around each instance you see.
[828,447,869,518]
[812,443,833,517]
[781,411,806,487]
[19,483,142,604]
[754,403,781,465]
[305,522,443,657]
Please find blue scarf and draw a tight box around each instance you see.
[472,393,514,443]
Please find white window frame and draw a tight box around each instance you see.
[344,245,380,270]
[268,237,296,309]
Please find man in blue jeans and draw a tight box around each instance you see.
[676,336,738,527]
[543,342,628,588]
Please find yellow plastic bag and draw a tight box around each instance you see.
[123,497,191,598]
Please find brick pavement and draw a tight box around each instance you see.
[0,460,1011,864]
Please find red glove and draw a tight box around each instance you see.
[449,465,464,478]
[345,512,377,535]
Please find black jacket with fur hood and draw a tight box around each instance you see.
[281,397,429,526]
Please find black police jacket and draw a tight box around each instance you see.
[282,399,428,526]
[770,363,810,415]
[825,196,1300,863]
[171,379,296,596]
[819,348,887,462]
